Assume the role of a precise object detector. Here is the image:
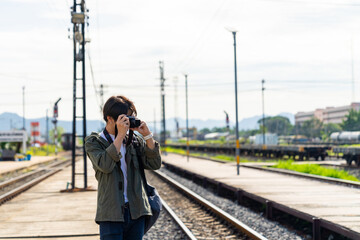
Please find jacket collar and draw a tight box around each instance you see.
[91,131,132,150]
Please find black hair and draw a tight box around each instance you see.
[103,96,137,146]
[103,95,137,122]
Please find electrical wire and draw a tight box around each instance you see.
[255,0,360,7]
[171,0,230,75]
[0,87,70,96]
[87,49,102,110]
[45,0,69,27]
[0,73,70,86]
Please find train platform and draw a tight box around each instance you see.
[0,159,99,240]
[162,153,360,234]
[0,151,70,176]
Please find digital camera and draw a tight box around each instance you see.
[127,116,141,128]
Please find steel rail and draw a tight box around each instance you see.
[162,161,360,240]
[241,164,360,189]
[0,169,45,189]
[167,151,360,189]
[0,160,72,205]
[0,159,71,190]
[0,151,72,177]
[160,196,197,240]
[153,170,268,240]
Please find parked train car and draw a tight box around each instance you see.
[61,133,73,151]
[330,131,360,143]
[333,147,360,166]
[167,143,329,161]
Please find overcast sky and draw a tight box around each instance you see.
[1,0,360,129]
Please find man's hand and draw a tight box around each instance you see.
[131,121,155,150]
[116,114,130,139]
[131,121,150,136]
[113,114,129,153]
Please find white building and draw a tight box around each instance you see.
[295,102,360,125]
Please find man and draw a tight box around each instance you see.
[85,95,161,240]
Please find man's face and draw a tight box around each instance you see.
[107,109,133,126]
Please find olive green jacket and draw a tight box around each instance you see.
[84,132,161,223]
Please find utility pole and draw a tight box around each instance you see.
[46,109,49,156]
[154,108,157,140]
[65,0,91,191]
[99,84,105,129]
[174,76,179,139]
[228,29,240,175]
[159,61,166,147]
[351,37,355,102]
[22,86,25,130]
[227,29,240,175]
[184,74,189,162]
[262,79,266,145]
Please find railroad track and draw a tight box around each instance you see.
[167,151,360,190]
[148,170,267,240]
[0,158,72,205]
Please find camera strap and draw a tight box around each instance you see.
[103,127,132,146]
[103,128,114,144]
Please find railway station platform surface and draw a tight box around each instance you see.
[0,151,71,175]
[0,159,99,240]
[162,153,360,233]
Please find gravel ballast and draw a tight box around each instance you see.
[154,167,307,240]
[144,202,189,240]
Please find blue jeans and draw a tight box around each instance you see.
[99,208,145,240]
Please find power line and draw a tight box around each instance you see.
[171,0,229,74]
[256,0,360,7]
[87,49,102,110]
[0,73,69,85]
[45,0,69,27]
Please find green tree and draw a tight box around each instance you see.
[239,129,261,138]
[300,117,323,138]
[199,128,211,134]
[341,109,360,131]
[49,126,65,144]
[211,126,229,133]
[258,116,293,136]
[322,123,342,136]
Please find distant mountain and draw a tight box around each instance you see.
[0,112,294,135]
[0,112,104,136]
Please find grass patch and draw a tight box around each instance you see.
[167,139,234,146]
[163,147,253,163]
[339,144,360,147]
[27,145,63,156]
[271,160,360,182]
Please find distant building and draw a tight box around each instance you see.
[295,102,360,125]
[204,132,229,140]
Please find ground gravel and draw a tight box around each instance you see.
[155,167,309,240]
[144,204,189,240]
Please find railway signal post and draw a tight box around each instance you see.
[52,98,61,156]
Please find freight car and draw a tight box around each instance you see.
[330,131,360,143]
[167,144,330,161]
[333,147,360,166]
[61,133,72,151]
